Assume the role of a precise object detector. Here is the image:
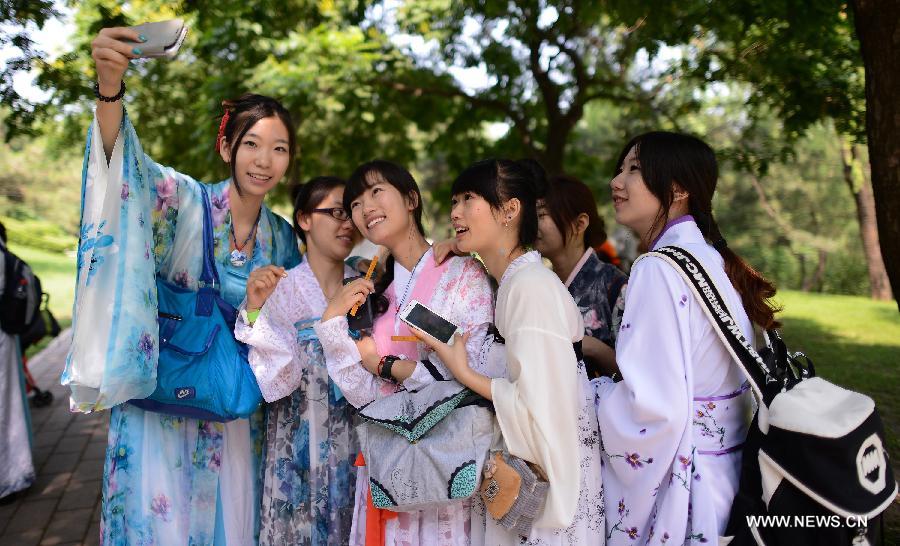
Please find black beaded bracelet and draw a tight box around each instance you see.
[380,355,399,381]
[94,80,126,103]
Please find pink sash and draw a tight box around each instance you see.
[372,256,450,361]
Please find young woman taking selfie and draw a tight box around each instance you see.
[64,27,301,545]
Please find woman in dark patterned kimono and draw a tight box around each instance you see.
[535,175,628,378]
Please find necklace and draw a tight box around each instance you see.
[229,209,262,267]
[394,246,431,314]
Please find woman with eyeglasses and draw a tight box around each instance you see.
[235,176,362,544]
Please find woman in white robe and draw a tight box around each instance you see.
[0,230,35,499]
[594,132,781,545]
[416,159,605,545]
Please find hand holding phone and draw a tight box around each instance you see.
[399,300,462,346]
[122,19,188,59]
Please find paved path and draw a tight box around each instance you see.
[0,331,106,546]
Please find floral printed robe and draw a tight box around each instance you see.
[234,258,357,545]
[66,113,300,545]
[593,218,753,545]
[564,248,627,350]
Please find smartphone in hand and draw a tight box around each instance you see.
[399,300,461,346]
[123,19,188,59]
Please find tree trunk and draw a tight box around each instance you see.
[840,140,893,300]
[541,127,567,176]
[851,0,900,311]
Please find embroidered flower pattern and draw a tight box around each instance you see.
[173,270,190,288]
[693,402,727,449]
[138,333,154,362]
[150,494,172,521]
[154,176,176,212]
[609,451,654,469]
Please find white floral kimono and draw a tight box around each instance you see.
[594,218,753,545]
[474,251,605,545]
[314,252,497,546]
[234,258,358,545]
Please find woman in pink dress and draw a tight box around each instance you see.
[314,160,500,546]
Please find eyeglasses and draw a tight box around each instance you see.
[312,207,351,221]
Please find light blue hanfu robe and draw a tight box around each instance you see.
[63,113,300,545]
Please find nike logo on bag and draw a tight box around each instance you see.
[175,387,195,400]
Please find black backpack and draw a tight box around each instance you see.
[0,240,41,336]
[648,246,896,546]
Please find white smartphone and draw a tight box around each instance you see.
[124,19,188,59]
[399,300,462,345]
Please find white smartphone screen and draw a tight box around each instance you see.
[403,303,458,343]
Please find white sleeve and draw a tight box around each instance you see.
[234,274,308,403]
[594,257,692,538]
[314,315,386,408]
[490,270,583,529]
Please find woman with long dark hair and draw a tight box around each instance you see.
[594,132,778,544]
[416,159,605,544]
[65,27,301,545]
[313,160,498,545]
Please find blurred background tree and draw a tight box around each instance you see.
[0,0,895,304]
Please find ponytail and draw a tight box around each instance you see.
[694,211,782,329]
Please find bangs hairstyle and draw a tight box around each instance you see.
[219,93,296,195]
[615,131,781,329]
[451,158,548,248]
[343,160,425,317]
[543,175,607,250]
[291,176,347,244]
[343,160,425,236]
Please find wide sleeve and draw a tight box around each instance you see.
[490,269,583,529]
[234,272,308,403]
[314,316,391,408]
[403,258,496,390]
[593,257,693,542]
[63,112,195,412]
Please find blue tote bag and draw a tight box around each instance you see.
[129,188,263,421]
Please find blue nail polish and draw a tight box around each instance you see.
[132,47,142,55]
[139,34,147,42]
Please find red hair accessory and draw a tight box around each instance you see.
[215,110,231,152]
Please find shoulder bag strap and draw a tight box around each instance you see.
[637,245,775,404]
[193,187,220,317]
[197,187,219,289]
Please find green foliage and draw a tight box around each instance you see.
[605,0,865,142]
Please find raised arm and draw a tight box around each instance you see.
[90,27,144,161]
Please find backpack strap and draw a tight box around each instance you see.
[638,246,775,405]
